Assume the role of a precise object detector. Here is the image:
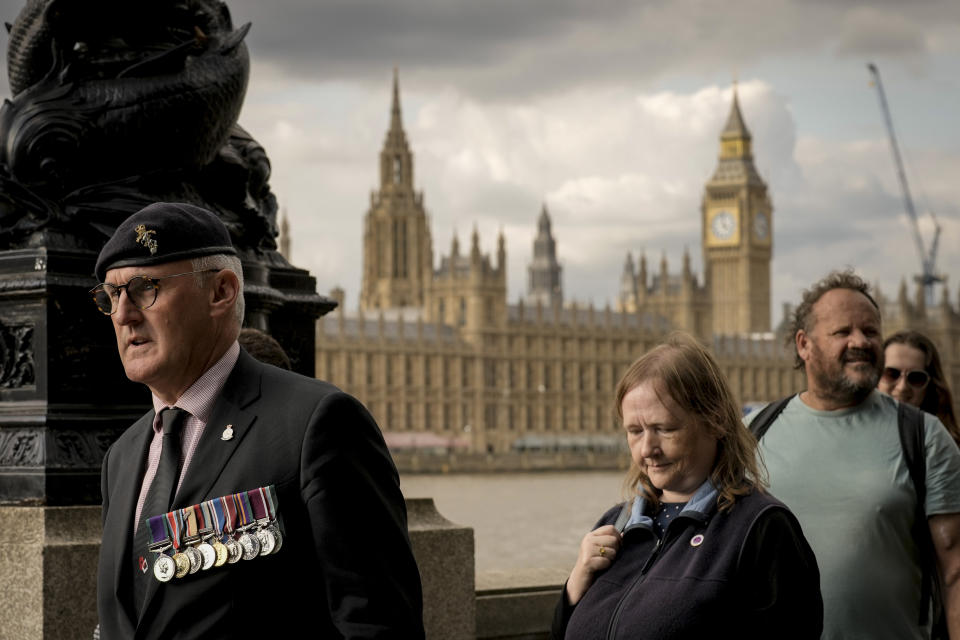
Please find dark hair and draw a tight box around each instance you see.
[615,332,767,512]
[789,269,879,369]
[883,330,959,446]
[238,328,292,370]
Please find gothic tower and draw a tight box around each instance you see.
[527,204,563,308]
[360,69,434,310]
[702,85,773,334]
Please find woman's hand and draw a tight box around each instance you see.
[565,524,622,605]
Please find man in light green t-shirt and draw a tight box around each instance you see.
[748,270,960,639]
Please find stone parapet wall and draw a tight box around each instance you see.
[476,569,566,640]
[392,451,632,474]
[0,506,101,640]
[0,499,571,640]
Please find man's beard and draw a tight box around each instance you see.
[809,345,881,405]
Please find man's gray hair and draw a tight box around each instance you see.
[191,254,245,326]
[788,268,879,370]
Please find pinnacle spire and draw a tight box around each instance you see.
[391,67,402,131]
[722,83,751,141]
[538,203,551,232]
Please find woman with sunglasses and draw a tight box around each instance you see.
[878,330,959,447]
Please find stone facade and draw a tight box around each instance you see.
[315,75,959,454]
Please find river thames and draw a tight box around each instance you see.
[401,470,626,574]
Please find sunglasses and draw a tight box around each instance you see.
[881,367,930,389]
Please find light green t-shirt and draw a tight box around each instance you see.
[746,390,960,640]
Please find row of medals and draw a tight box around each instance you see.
[153,519,283,582]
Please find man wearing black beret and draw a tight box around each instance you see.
[94,202,424,639]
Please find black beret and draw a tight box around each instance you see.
[95,202,237,281]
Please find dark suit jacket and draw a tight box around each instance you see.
[97,349,424,639]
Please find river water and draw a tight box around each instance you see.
[400,471,626,574]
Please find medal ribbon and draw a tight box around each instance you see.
[222,495,238,535]
[263,486,278,521]
[165,509,184,550]
[194,503,211,534]
[200,501,216,535]
[182,506,198,541]
[148,515,170,547]
[248,488,268,521]
[235,492,254,528]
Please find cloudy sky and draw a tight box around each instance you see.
[4,0,960,326]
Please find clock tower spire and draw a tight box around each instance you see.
[702,84,773,334]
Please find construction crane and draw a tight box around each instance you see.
[867,62,943,307]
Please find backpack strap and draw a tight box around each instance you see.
[747,395,795,442]
[897,401,935,627]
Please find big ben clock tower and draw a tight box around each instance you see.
[702,86,773,335]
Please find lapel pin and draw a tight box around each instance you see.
[690,534,705,547]
[221,424,234,441]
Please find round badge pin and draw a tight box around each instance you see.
[690,534,705,547]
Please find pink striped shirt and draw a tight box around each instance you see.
[133,341,240,532]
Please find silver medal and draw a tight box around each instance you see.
[256,527,276,556]
[225,538,243,564]
[153,555,176,582]
[267,525,283,554]
[185,546,203,574]
[197,542,217,570]
[239,532,261,560]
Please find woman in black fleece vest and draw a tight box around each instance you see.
[552,333,823,640]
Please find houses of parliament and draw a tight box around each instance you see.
[308,72,960,454]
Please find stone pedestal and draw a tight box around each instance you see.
[406,497,476,640]
[0,506,101,640]
[0,247,146,505]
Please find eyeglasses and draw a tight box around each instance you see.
[881,366,930,389]
[89,270,219,315]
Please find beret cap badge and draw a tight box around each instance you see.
[135,224,159,256]
[94,202,237,281]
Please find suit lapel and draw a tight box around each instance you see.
[108,411,155,624]
[137,351,263,625]
[173,350,263,507]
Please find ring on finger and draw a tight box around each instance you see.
[599,545,606,557]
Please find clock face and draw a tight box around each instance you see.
[711,211,736,240]
[753,212,769,240]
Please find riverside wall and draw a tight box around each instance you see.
[0,499,558,640]
[392,450,631,474]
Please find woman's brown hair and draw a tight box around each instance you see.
[883,330,959,446]
[616,332,767,512]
